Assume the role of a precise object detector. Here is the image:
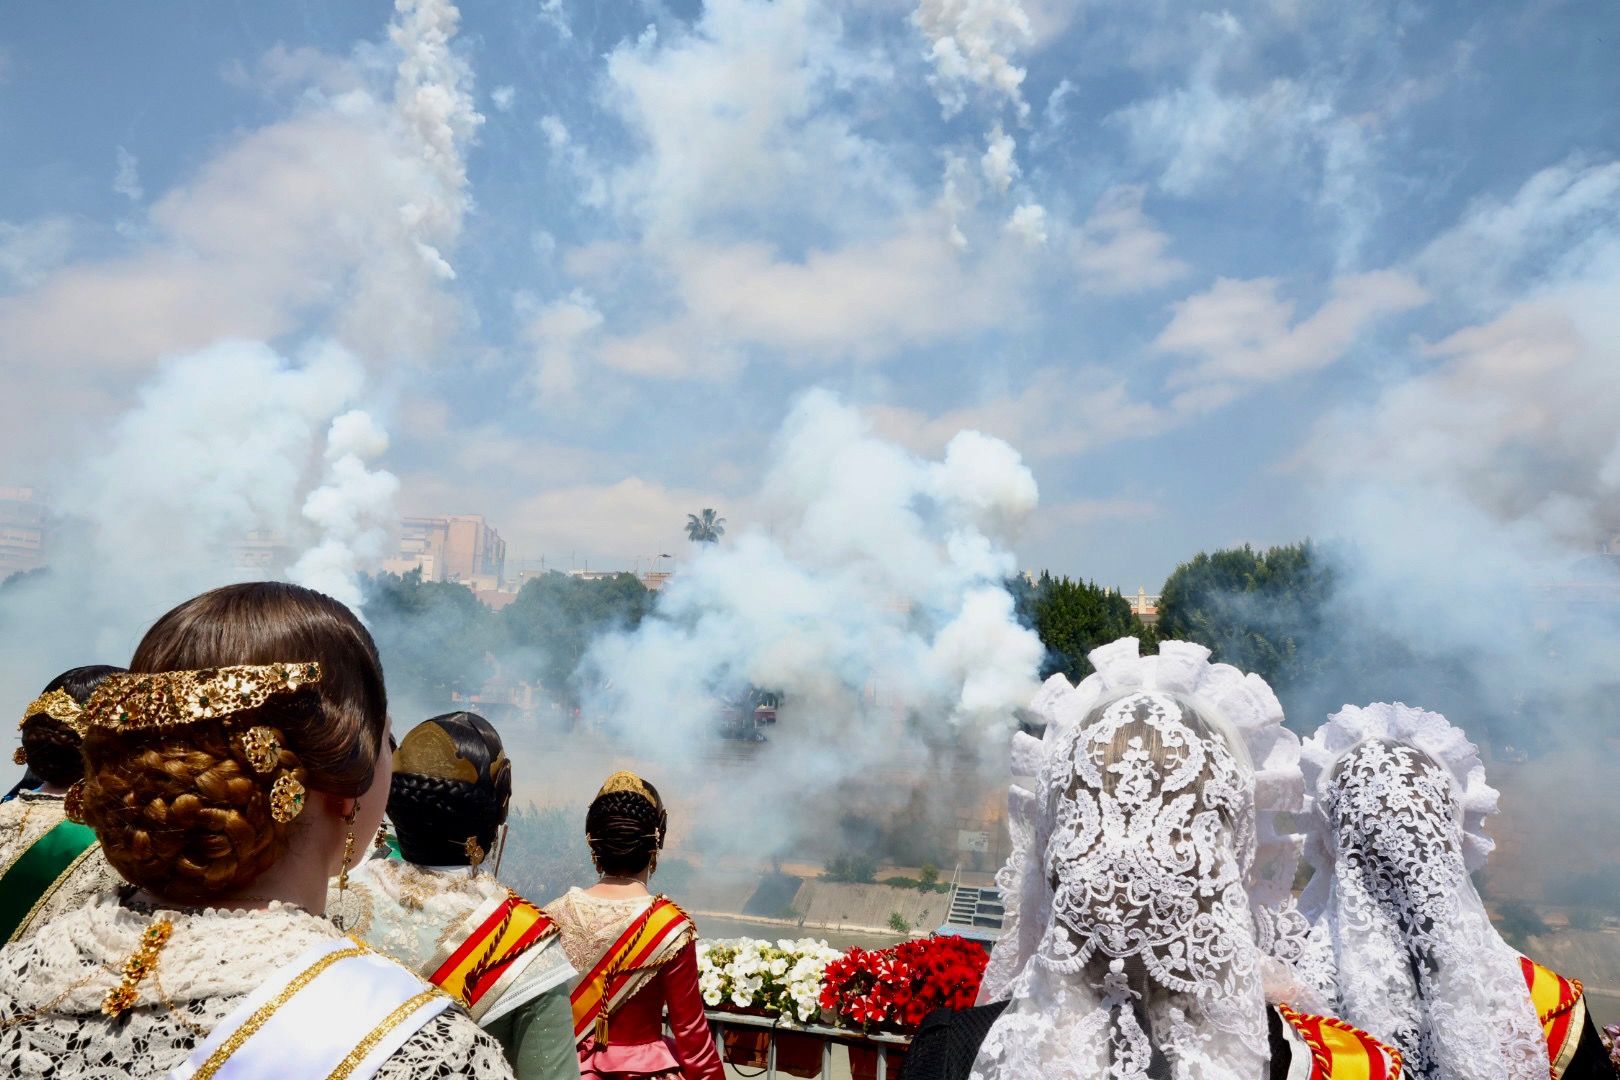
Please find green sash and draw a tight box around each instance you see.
[0,819,98,942]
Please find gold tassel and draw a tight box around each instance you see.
[594,1009,610,1048]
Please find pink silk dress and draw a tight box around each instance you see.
[551,888,725,1080]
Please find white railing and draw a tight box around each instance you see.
[704,1008,911,1079]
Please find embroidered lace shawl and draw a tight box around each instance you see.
[0,894,512,1079]
[1302,703,1545,1080]
[547,888,657,979]
[335,858,574,1024]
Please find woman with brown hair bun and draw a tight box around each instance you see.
[0,582,513,1080]
[549,771,723,1080]
[335,711,577,1080]
[0,665,126,942]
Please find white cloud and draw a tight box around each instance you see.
[912,0,1034,119]
[980,123,1019,192]
[0,0,481,390]
[524,289,604,398]
[1155,271,1428,392]
[114,147,143,203]
[491,84,516,111]
[870,366,1170,461]
[0,217,78,291]
[1006,202,1047,247]
[1071,185,1188,294]
[539,0,573,41]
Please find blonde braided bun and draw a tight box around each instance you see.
[80,582,387,902]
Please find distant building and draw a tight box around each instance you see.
[1128,587,1160,625]
[234,530,295,575]
[383,515,506,585]
[0,487,47,581]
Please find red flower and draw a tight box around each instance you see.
[819,935,989,1033]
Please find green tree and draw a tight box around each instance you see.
[361,569,497,714]
[685,508,726,544]
[499,571,653,704]
[1156,542,1334,693]
[1029,573,1144,681]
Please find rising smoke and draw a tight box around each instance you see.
[579,389,1043,859]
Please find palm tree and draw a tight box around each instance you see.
[685,508,726,544]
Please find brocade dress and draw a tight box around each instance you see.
[548,887,724,1080]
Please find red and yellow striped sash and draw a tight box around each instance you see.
[1278,1003,1404,1080]
[569,896,693,1048]
[428,894,556,1011]
[1521,956,1585,1079]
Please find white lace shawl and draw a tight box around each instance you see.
[0,792,125,941]
[1301,703,1545,1080]
[971,638,1305,1080]
[0,893,513,1079]
[334,858,575,1023]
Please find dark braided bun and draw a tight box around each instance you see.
[586,778,667,877]
[20,665,125,788]
[79,583,387,903]
[387,712,511,866]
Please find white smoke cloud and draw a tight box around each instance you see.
[912,0,1033,120]
[113,147,143,203]
[583,391,1044,852]
[980,124,1019,193]
[288,410,400,611]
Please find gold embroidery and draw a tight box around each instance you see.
[190,945,368,1080]
[328,989,444,1079]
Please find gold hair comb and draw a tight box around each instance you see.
[83,663,321,734]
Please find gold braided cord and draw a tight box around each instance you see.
[329,989,445,1080]
[190,945,368,1080]
[21,689,83,733]
[83,663,321,734]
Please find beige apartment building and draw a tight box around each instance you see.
[383,514,507,585]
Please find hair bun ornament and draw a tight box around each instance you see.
[269,773,306,823]
[1300,702,1497,917]
[22,688,86,735]
[238,727,282,775]
[11,746,24,766]
[82,662,322,734]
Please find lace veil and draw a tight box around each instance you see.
[1300,702,1545,1080]
[970,638,1307,1080]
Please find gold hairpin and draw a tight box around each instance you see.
[83,663,321,734]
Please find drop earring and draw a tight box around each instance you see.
[337,802,359,892]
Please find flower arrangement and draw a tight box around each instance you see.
[819,935,989,1032]
[697,937,844,1024]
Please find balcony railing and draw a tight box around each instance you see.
[704,1008,911,1079]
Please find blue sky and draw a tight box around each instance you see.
[3,0,1618,591]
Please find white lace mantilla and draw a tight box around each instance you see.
[0,793,124,942]
[1301,704,1545,1080]
[335,859,574,1023]
[0,894,513,1079]
[971,641,1295,1080]
[977,639,1321,1013]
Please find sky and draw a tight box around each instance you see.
[2,0,1618,592]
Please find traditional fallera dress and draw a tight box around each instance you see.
[0,893,513,1079]
[334,857,578,1080]
[549,887,724,1080]
[0,790,122,944]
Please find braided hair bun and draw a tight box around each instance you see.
[585,773,667,877]
[18,665,125,788]
[387,712,511,866]
[79,582,387,903]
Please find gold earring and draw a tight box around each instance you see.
[337,803,359,893]
[374,825,390,852]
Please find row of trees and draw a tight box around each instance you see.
[361,568,653,714]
